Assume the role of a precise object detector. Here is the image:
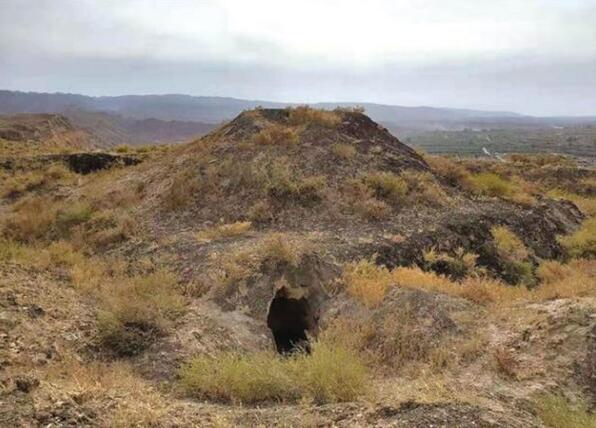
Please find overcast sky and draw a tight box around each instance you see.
[1,0,595,115]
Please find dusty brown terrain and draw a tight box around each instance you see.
[0,107,594,427]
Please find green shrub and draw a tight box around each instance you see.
[491,226,534,285]
[535,395,595,428]
[179,342,367,404]
[469,173,513,197]
[559,217,596,258]
[55,203,94,235]
[363,172,407,203]
[491,226,529,260]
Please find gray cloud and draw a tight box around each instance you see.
[1,0,595,115]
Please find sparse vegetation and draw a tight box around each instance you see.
[548,189,596,216]
[362,170,448,208]
[491,226,529,260]
[535,395,596,428]
[54,202,94,235]
[467,172,535,205]
[341,255,595,308]
[0,163,74,198]
[400,170,449,206]
[2,106,594,426]
[423,247,481,279]
[251,124,299,146]
[39,357,169,426]
[287,106,341,128]
[559,216,596,258]
[342,258,393,307]
[424,155,472,188]
[97,270,185,356]
[179,342,367,404]
[331,143,357,159]
[163,167,201,210]
[490,225,534,285]
[363,172,408,203]
[354,196,390,220]
[469,172,513,197]
[266,165,326,205]
[2,196,58,242]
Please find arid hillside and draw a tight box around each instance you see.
[0,114,92,155]
[1,107,594,427]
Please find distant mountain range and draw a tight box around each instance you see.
[1,90,595,144]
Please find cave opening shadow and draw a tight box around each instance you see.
[266,289,315,355]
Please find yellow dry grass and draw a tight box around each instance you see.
[341,257,595,308]
[251,124,299,146]
[38,357,169,427]
[547,189,596,216]
[491,226,529,260]
[287,106,341,128]
[331,143,357,159]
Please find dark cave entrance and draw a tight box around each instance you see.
[266,289,315,355]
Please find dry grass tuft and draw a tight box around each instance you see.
[468,173,514,198]
[97,270,185,356]
[214,233,312,287]
[179,341,367,404]
[163,167,201,210]
[468,172,535,206]
[361,170,448,209]
[248,200,273,224]
[258,232,309,267]
[400,170,449,206]
[363,172,408,204]
[354,197,390,220]
[343,178,390,220]
[2,196,58,242]
[54,202,94,236]
[287,106,341,128]
[266,164,326,205]
[331,143,357,159]
[342,258,393,307]
[425,155,472,188]
[252,124,299,146]
[534,258,595,300]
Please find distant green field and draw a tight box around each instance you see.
[401,126,596,159]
